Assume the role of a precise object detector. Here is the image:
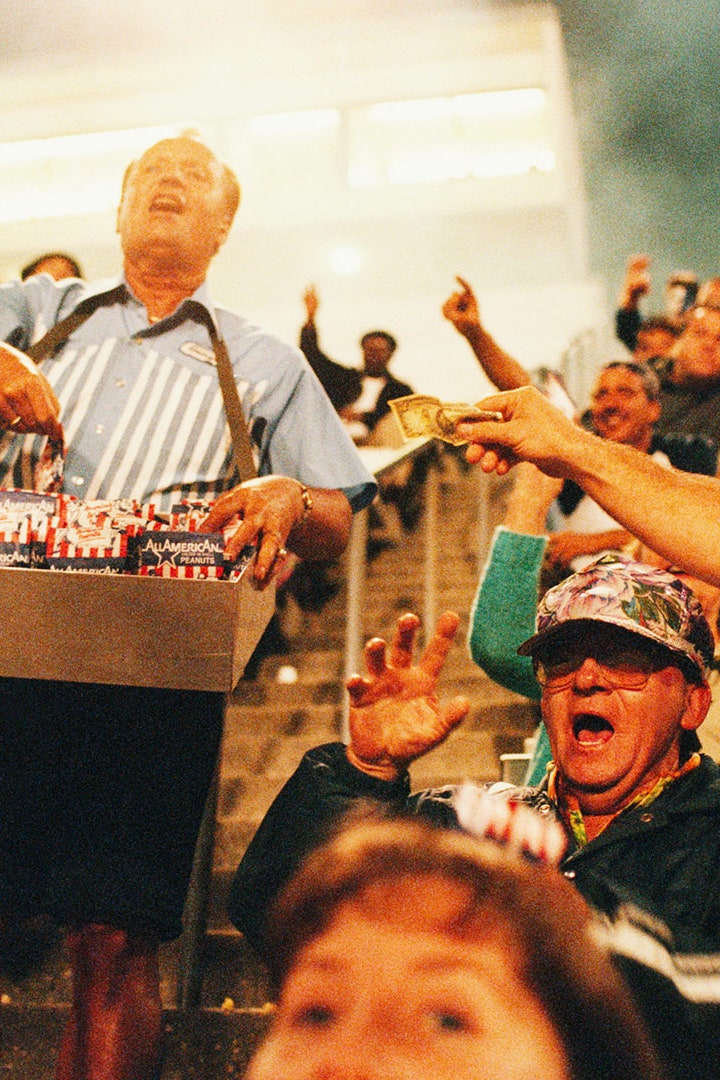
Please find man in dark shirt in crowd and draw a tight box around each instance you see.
[300,284,412,444]
[299,285,431,552]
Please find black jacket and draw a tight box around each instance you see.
[230,741,720,956]
[300,324,412,430]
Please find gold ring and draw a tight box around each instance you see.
[8,415,21,429]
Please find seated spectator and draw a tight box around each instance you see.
[245,816,668,1080]
[551,359,719,578]
[20,251,83,281]
[230,557,720,965]
[455,384,720,590]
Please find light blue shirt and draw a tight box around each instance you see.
[0,274,377,511]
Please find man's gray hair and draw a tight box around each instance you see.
[598,360,661,402]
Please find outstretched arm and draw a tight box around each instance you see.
[456,385,720,588]
[442,276,531,391]
[468,462,561,700]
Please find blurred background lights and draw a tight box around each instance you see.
[327,245,364,276]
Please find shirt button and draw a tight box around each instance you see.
[563,869,576,880]
[116,379,126,388]
[95,425,104,435]
[71,476,85,487]
[640,813,653,823]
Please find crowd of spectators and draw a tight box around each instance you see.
[5,200,720,1078]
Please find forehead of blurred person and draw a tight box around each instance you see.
[247,872,572,1080]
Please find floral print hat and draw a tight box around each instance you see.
[517,553,714,678]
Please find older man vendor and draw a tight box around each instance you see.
[0,132,375,1080]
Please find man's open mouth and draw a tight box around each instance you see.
[573,714,614,746]
[150,194,183,213]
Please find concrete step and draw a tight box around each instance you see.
[0,919,269,1021]
[0,1003,271,1079]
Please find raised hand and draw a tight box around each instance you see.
[346,611,470,780]
[619,253,651,309]
[442,275,481,337]
[302,284,319,322]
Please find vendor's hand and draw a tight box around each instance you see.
[200,475,310,588]
[346,611,470,781]
[0,344,63,440]
[442,275,481,337]
[455,386,584,478]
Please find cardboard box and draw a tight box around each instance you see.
[0,566,275,691]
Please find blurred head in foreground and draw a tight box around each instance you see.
[245,817,664,1080]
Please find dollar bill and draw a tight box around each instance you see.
[389,394,503,446]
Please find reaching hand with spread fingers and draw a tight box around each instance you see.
[346,610,470,780]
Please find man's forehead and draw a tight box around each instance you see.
[593,367,644,394]
[137,137,220,169]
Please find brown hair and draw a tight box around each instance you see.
[263,818,666,1080]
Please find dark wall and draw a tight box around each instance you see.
[553,0,720,314]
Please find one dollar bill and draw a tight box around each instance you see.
[389,394,503,446]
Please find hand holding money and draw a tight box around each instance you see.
[389,394,503,446]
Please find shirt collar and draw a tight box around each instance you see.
[79,274,217,330]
